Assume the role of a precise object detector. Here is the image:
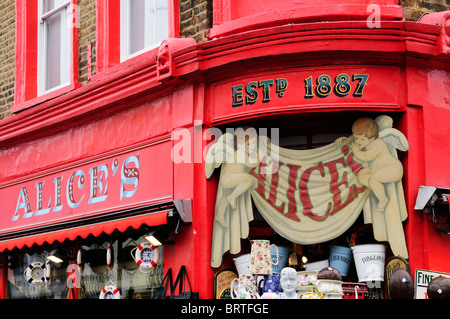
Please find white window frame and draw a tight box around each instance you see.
[37,0,72,95]
[120,0,169,62]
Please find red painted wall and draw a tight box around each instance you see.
[402,65,450,275]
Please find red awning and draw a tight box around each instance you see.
[0,211,169,252]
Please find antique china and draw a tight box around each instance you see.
[315,279,343,294]
[230,274,260,299]
[249,240,279,275]
[296,270,318,291]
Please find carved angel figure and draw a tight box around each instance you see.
[205,127,270,267]
[337,115,409,258]
[205,128,266,227]
[337,116,409,212]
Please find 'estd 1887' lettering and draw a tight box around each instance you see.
[231,73,369,107]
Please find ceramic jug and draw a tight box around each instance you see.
[249,239,279,275]
[262,274,282,293]
[230,274,260,299]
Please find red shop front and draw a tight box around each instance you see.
[199,0,450,299]
[0,0,449,300]
[0,52,203,298]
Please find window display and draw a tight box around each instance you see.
[7,234,164,299]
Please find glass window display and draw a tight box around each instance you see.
[6,234,164,299]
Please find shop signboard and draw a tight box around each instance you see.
[0,140,174,235]
[414,269,450,299]
[213,269,238,299]
[209,66,402,124]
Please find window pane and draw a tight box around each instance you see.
[45,12,62,90]
[156,0,169,43]
[43,0,55,13]
[8,251,69,299]
[129,0,146,55]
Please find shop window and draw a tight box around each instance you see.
[120,0,169,61]
[38,0,72,94]
[96,0,179,74]
[6,235,164,299]
[8,250,69,299]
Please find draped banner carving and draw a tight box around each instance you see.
[206,116,409,268]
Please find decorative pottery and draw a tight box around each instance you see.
[233,253,251,275]
[315,279,343,294]
[301,291,323,299]
[249,240,279,275]
[271,245,290,274]
[329,245,352,276]
[352,244,386,282]
[262,274,282,293]
[230,274,260,299]
[296,271,318,291]
[261,290,279,299]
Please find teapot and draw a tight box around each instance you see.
[249,239,279,275]
[230,274,260,299]
[261,289,279,299]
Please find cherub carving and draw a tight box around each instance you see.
[205,128,268,227]
[336,116,409,212]
[337,115,409,258]
[206,127,272,267]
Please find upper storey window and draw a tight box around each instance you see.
[38,0,72,94]
[14,0,78,113]
[120,0,169,61]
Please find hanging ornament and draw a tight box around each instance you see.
[24,261,47,286]
[99,281,121,299]
[106,245,113,270]
[77,248,84,274]
[131,242,161,272]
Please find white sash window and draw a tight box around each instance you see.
[38,0,72,94]
[121,0,169,61]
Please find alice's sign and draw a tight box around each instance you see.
[206,115,409,267]
[0,141,173,235]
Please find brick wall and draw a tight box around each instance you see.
[400,0,450,20]
[180,0,213,43]
[78,0,97,86]
[0,0,15,120]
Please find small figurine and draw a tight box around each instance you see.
[278,267,301,299]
